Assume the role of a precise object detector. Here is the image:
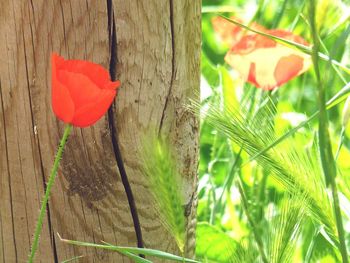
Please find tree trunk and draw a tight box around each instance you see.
[0,1,200,262]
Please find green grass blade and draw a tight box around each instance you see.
[272,0,289,28]
[318,31,349,85]
[58,234,199,263]
[116,251,152,263]
[289,0,306,30]
[309,1,349,262]
[58,235,151,263]
[61,255,84,263]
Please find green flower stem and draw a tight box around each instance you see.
[309,1,349,262]
[28,124,72,263]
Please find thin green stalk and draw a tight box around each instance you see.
[272,0,289,28]
[213,147,242,218]
[305,227,321,263]
[309,1,349,262]
[238,180,268,263]
[28,124,72,263]
[289,0,306,30]
[335,127,345,161]
[248,0,265,26]
[256,171,268,223]
[209,178,217,224]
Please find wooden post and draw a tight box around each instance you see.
[0,1,200,262]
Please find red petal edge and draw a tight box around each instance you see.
[51,53,75,123]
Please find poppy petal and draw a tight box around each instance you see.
[58,59,111,88]
[212,17,244,47]
[247,63,259,88]
[212,16,267,47]
[225,29,311,90]
[104,80,121,90]
[51,54,75,123]
[274,54,305,86]
[269,29,309,46]
[226,46,310,90]
[52,52,65,68]
[71,89,116,128]
[57,70,102,110]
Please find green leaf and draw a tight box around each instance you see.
[210,159,231,186]
[220,66,239,111]
[196,222,238,262]
[202,52,220,88]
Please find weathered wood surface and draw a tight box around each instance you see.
[0,0,200,262]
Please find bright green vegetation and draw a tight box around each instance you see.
[198,0,350,262]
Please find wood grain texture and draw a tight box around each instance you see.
[0,0,200,262]
[113,0,201,258]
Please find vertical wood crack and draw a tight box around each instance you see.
[106,0,144,255]
[158,0,176,134]
[0,80,18,262]
[21,18,58,262]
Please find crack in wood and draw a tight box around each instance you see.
[59,0,69,56]
[106,0,145,256]
[21,8,59,261]
[20,19,35,253]
[158,0,176,134]
[0,79,18,262]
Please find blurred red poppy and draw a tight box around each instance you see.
[51,53,120,127]
[212,16,266,47]
[212,17,311,90]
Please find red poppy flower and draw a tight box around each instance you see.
[212,17,311,90]
[51,53,120,127]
